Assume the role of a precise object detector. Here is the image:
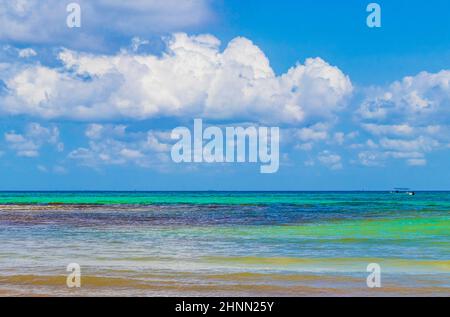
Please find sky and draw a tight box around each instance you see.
[0,0,449,190]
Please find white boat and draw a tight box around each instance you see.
[392,188,415,196]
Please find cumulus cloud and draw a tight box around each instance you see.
[296,123,329,142]
[69,124,172,168]
[4,122,63,157]
[18,47,36,58]
[354,136,437,167]
[0,33,353,124]
[357,151,383,167]
[1,45,37,63]
[0,0,213,49]
[379,136,439,153]
[354,69,450,167]
[293,123,329,151]
[289,122,357,152]
[317,150,342,170]
[85,123,126,140]
[358,70,450,124]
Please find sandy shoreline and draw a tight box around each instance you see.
[1,272,449,297]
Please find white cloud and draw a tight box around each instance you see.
[362,123,414,136]
[85,123,126,140]
[37,164,68,174]
[0,33,353,124]
[296,123,329,142]
[317,150,342,170]
[130,37,150,53]
[358,151,384,167]
[354,69,450,167]
[296,142,313,151]
[18,48,36,58]
[407,158,427,166]
[357,149,426,167]
[0,0,213,49]
[379,136,439,153]
[333,132,345,145]
[2,45,37,59]
[291,123,356,152]
[69,124,171,168]
[4,122,62,157]
[295,127,326,150]
[333,131,358,145]
[354,136,435,166]
[358,70,450,124]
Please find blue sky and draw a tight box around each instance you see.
[0,0,449,190]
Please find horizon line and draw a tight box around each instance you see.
[0,190,449,193]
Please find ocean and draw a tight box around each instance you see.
[0,191,449,296]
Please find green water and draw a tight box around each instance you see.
[0,191,449,295]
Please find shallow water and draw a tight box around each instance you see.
[0,192,449,296]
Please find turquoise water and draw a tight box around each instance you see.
[0,191,449,296]
[2,190,450,207]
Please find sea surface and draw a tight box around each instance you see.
[0,191,449,296]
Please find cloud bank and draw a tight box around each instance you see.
[4,123,63,157]
[354,70,450,167]
[68,124,171,169]
[1,29,449,171]
[0,33,353,124]
[0,0,213,49]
